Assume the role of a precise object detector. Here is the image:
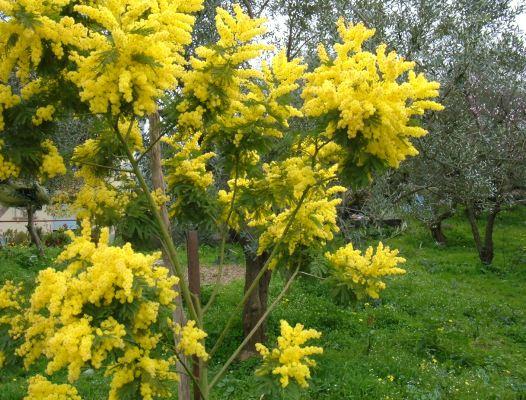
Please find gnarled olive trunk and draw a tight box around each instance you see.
[240,248,272,359]
[429,210,453,246]
[430,221,447,245]
[466,204,500,265]
[26,205,44,256]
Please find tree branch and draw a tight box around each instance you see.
[114,117,199,322]
[208,185,311,358]
[241,0,254,18]
[208,266,300,390]
[136,128,170,164]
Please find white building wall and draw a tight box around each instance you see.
[0,207,77,233]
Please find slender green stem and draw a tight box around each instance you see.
[173,349,207,400]
[208,186,311,358]
[199,358,209,399]
[203,156,240,314]
[201,361,210,399]
[136,128,169,163]
[191,295,210,399]
[299,271,326,280]
[208,266,301,390]
[115,118,198,322]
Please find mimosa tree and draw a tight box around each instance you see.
[0,1,442,398]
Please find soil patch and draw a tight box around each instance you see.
[201,263,244,285]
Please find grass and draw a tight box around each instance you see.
[0,207,525,399]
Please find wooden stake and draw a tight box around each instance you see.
[186,229,201,400]
[148,112,192,400]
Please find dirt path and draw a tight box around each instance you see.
[156,261,245,285]
[201,264,244,285]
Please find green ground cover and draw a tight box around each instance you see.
[0,208,524,399]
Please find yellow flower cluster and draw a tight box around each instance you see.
[43,317,96,381]
[18,220,179,385]
[69,0,203,115]
[0,139,20,180]
[24,375,81,400]
[0,280,22,310]
[257,197,343,264]
[0,280,25,349]
[214,50,305,144]
[325,242,406,299]
[74,119,143,164]
[263,157,338,202]
[72,178,130,221]
[178,5,305,157]
[256,320,323,388]
[20,78,45,101]
[32,105,55,126]
[92,317,126,368]
[164,132,215,191]
[303,140,346,167]
[0,0,88,83]
[220,156,345,264]
[40,139,66,180]
[163,131,215,220]
[151,188,170,210]
[71,120,143,221]
[175,320,208,361]
[180,4,270,116]
[0,84,20,131]
[107,347,178,400]
[302,19,443,168]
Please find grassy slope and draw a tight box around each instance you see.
[0,208,525,399]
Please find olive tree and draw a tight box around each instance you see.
[339,0,526,263]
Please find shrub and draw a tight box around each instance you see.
[42,229,71,248]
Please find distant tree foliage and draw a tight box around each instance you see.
[334,0,526,264]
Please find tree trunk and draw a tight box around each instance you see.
[26,205,44,256]
[0,206,8,218]
[429,211,453,245]
[466,204,500,265]
[430,221,447,245]
[186,230,202,400]
[240,248,272,360]
[148,113,191,400]
[479,204,500,264]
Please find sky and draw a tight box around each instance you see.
[518,13,526,32]
[512,0,526,32]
